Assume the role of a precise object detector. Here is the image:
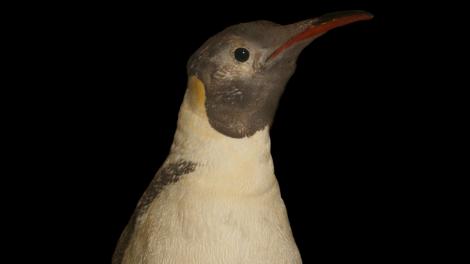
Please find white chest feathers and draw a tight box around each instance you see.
[116,81,302,264]
[123,175,301,264]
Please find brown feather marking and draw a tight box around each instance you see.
[112,160,197,264]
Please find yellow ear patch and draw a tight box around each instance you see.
[187,76,206,113]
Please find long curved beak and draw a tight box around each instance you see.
[267,11,373,61]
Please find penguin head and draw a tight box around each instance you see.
[187,11,373,138]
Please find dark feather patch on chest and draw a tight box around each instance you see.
[112,159,197,264]
[136,160,197,215]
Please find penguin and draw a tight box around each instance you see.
[113,11,373,264]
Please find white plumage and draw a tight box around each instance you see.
[120,80,301,264]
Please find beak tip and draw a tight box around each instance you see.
[364,11,375,20]
[353,10,375,21]
[340,10,375,21]
[309,10,374,30]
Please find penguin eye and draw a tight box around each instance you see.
[234,48,250,62]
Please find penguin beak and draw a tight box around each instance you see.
[267,11,373,61]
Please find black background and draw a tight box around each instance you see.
[15,1,439,263]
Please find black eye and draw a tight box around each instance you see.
[234,48,250,62]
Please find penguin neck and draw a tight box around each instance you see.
[166,77,276,195]
[171,100,273,163]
